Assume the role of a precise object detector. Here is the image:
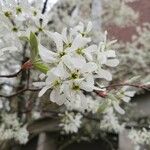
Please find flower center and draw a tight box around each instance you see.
[70,71,79,79]
[76,48,84,55]
[64,43,72,49]
[16,7,22,14]
[12,27,18,32]
[53,80,61,87]
[4,11,12,18]
[38,27,43,32]
[33,11,37,16]
[59,51,66,58]
[72,83,80,91]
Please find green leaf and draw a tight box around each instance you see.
[30,32,39,61]
[33,61,49,74]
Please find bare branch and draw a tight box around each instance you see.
[0,88,40,98]
[102,83,150,91]
[42,0,49,14]
[0,69,22,78]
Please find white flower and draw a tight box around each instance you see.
[66,35,91,53]
[32,111,41,120]
[128,128,150,149]
[73,21,92,36]
[59,112,83,134]
[85,96,100,113]
[61,27,74,46]
[102,0,139,27]
[100,107,125,132]
[97,31,119,66]
[39,44,58,63]
[0,0,31,21]
[95,31,119,81]
[36,22,118,109]
[108,86,136,114]
[39,31,69,64]
[112,100,125,115]
[15,126,29,144]
[0,113,29,144]
[34,63,68,105]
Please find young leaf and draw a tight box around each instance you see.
[30,32,39,61]
[33,61,49,74]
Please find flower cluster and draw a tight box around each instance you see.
[0,113,29,144]
[107,85,136,114]
[0,0,145,147]
[34,22,119,111]
[128,128,150,150]
[0,0,51,54]
[59,111,83,134]
[65,95,100,113]
[102,0,139,27]
[113,23,150,87]
[100,107,125,133]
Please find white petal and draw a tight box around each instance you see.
[84,52,93,61]
[113,102,125,115]
[71,35,91,50]
[61,28,68,44]
[105,50,116,57]
[85,45,97,53]
[106,59,119,67]
[33,82,45,87]
[82,62,97,73]
[39,44,57,63]
[45,31,63,52]
[51,63,69,78]
[45,73,58,85]
[50,88,66,105]
[39,73,46,80]
[86,21,92,33]
[98,69,112,81]
[62,83,71,98]
[84,45,97,61]
[93,86,105,91]
[85,74,94,85]
[122,86,130,91]
[65,55,86,70]
[124,91,136,97]
[80,81,93,92]
[122,96,131,103]
[38,86,50,97]
[97,52,107,64]
[76,22,84,33]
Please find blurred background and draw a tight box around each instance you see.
[0,0,150,150]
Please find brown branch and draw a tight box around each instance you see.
[0,69,22,78]
[0,88,41,98]
[42,0,49,14]
[102,83,150,91]
[0,83,16,88]
[26,69,30,88]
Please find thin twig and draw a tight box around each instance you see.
[102,83,150,91]
[0,83,16,88]
[0,69,22,78]
[27,69,30,88]
[42,0,49,14]
[0,88,40,98]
